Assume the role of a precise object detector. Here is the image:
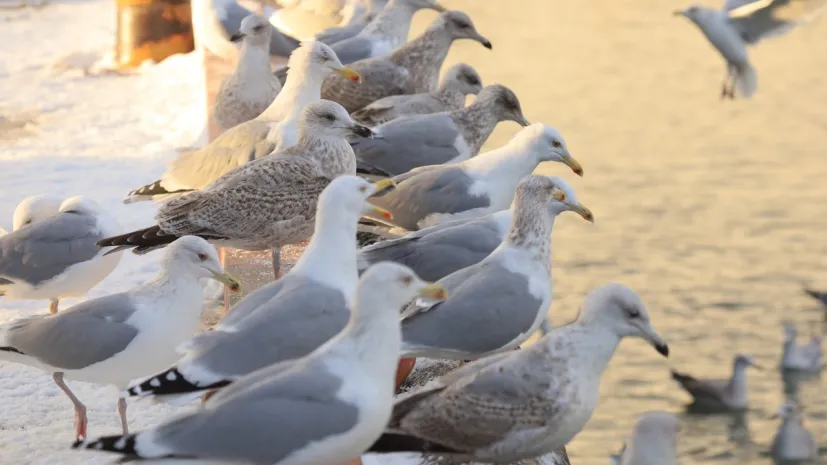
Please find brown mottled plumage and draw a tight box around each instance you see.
[321,10,491,112]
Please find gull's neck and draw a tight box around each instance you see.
[728,363,749,405]
[542,321,621,385]
[258,65,326,121]
[433,86,466,111]
[391,26,453,93]
[461,138,541,183]
[138,264,205,307]
[291,207,360,297]
[449,98,503,156]
[295,132,357,175]
[362,0,418,46]
[503,196,553,267]
[235,41,274,84]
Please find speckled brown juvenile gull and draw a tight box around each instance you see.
[213,15,283,131]
[99,101,373,259]
[367,283,669,463]
[352,63,482,126]
[123,42,361,204]
[321,10,492,113]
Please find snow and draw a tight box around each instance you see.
[0,1,210,463]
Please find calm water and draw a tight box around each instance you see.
[410,1,827,463]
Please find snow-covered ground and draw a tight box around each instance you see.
[0,1,212,462]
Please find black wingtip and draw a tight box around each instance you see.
[367,432,462,455]
[125,368,230,398]
[73,433,138,456]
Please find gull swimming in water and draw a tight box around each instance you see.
[0,197,122,314]
[75,263,447,464]
[0,236,239,440]
[609,411,679,465]
[780,321,822,372]
[674,0,827,99]
[770,400,818,463]
[671,353,760,412]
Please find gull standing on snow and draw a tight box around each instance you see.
[352,63,483,126]
[359,176,593,282]
[368,283,669,462]
[0,197,122,314]
[123,176,394,402]
[671,353,760,412]
[609,412,679,465]
[770,400,818,463]
[75,263,447,463]
[362,124,582,231]
[780,321,822,372]
[0,236,240,440]
[321,10,492,112]
[213,14,283,131]
[674,0,827,99]
[353,84,530,177]
[123,42,361,203]
[396,175,564,360]
[101,101,375,277]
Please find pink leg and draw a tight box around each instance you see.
[117,397,128,434]
[53,373,87,440]
[49,299,59,314]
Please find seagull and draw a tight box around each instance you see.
[0,197,122,314]
[351,62,483,126]
[609,412,679,465]
[122,175,395,403]
[314,0,388,45]
[361,123,582,231]
[770,400,818,462]
[368,283,669,463]
[74,263,447,464]
[9,194,62,231]
[270,0,352,40]
[123,42,361,203]
[358,176,593,282]
[780,321,822,372]
[671,353,760,412]
[674,0,827,99]
[0,236,239,440]
[213,14,283,131]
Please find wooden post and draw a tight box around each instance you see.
[115,0,194,68]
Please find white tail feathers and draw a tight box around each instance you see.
[735,64,757,99]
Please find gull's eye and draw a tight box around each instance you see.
[465,75,479,86]
[24,219,32,225]
[359,185,368,193]
[627,308,640,318]
[324,113,335,122]
[253,25,265,32]
[401,275,414,285]
[197,252,208,261]
[552,140,561,148]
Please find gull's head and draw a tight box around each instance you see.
[299,100,378,140]
[633,411,680,438]
[58,196,105,217]
[516,124,582,176]
[230,14,272,45]
[477,84,529,127]
[401,0,446,13]
[543,176,593,223]
[781,320,797,341]
[580,283,669,358]
[289,42,362,83]
[733,353,760,370]
[165,236,241,292]
[774,400,804,422]
[317,175,395,223]
[434,11,492,49]
[513,174,565,211]
[441,63,482,96]
[673,5,705,21]
[356,262,447,316]
[12,194,62,230]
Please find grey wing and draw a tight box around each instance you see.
[321,58,409,112]
[331,36,375,64]
[217,278,289,327]
[3,293,139,370]
[728,0,826,44]
[316,21,366,45]
[673,372,729,403]
[401,261,544,356]
[0,213,104,286]
[210,0,299,56]
[367,167,490,230]
[351,114,463,176]
[351,94,441,126]
[147,368,359,464]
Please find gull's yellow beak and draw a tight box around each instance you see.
[561,155,584,176]
[336,66,362,83]
[366,203,393,220]
[567,202,594,223]
[371,178,396,195]
[552,189,567,202]
[418,282,448,301]
[210,269,241,293]
[431,2,447,12]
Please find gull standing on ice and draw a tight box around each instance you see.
[674,0,827,99]
[101,101,375,277]
[362,123,582,230]
[397,175,564,360]
[671,353,760,412]
[123,42,361,203]
[321,10,492,112]
[213,14,283,131]
[0,236,240,440]
[352,63,483,126]
[123,176,395,402]
[780,321,822,372]
[359,176,593,282]
[609,412,679,465]
[770,400,818,463]
[0,197,122,314]
[368,283,669,462]
[75,263,447,464]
